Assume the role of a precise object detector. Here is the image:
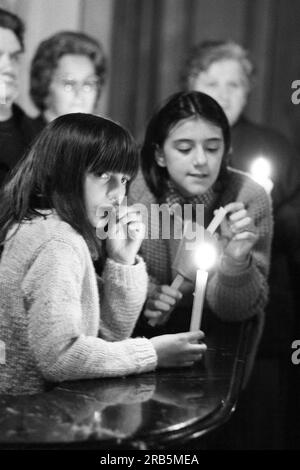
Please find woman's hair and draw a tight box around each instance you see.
[141,91,231,199]
[180,40,254,91]
[0,113,138,259]
[30,31,107,112]
[0,7,25,50]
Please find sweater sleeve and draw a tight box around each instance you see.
[206,187,273,321]
[22,240,157,383]
[98,255,149,340]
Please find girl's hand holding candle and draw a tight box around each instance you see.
[147,208,224,327]
[145,284,183,326]
[219,202,258,268]
[150,330,206,368]
[172,212,224,285]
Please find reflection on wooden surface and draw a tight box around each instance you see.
[0,315,259,449]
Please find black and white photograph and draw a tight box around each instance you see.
[0,0,299,456]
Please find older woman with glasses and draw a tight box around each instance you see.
[30,31,107,126]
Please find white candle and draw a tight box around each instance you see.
[206,206,227,235]
[148,218,218,328]
[189,241,217,331]
[190,269,208,331]
[170,273,184,290]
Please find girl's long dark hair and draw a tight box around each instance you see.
[0,113,138,258]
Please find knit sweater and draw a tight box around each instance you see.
[129,168,273,324]
[0,212,157,395]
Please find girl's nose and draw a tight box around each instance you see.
[193,146,207,166]
[108,181,126,204]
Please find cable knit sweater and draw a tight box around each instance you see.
[129,168,273,324]
[0,212,157,395]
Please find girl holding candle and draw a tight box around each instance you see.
[129,91,273,335]
[0,113,206,395]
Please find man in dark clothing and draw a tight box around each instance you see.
[0,8,41,187]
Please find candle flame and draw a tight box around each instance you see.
[250,157,273,193]
[195,242,217,271]
[250,157,271,179]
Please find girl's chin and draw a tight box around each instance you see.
[180,186,208,198]
[181,179,215,197]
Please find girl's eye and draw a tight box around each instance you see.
[177,147,192,154]
[121,175,130,185]
[205,146,220,153]
[100,172,111,181]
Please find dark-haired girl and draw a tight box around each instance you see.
[129,91,273,334]
[0,113,206,394]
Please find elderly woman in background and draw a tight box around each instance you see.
[30,31,106,126]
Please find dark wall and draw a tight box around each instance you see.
[108,0,300,152]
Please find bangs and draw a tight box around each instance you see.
[88,129,139,178]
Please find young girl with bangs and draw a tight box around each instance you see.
[0,113,206,394]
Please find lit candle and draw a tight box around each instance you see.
[190,242,217,332]
[250,156,273,194]
[148,209,222,327]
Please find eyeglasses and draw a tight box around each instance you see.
[54,77,100,94]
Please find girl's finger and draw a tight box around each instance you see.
[182,330,205,341]
[144,309,162,319]
[160,285,183,299]
[157,293,177,306]
[186,343,207,354]
[224,202,245,214]
[228,209,248,222]
[231,216,254,232]
[153,300,173,312]
[232,231,258,241]
[127,221,145,240]
[117,205,142,221]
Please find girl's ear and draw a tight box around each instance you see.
[155,148,166,167]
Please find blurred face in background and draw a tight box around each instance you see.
[0,26,22,110]
[189,59,249,126]
[45,54,99,121]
